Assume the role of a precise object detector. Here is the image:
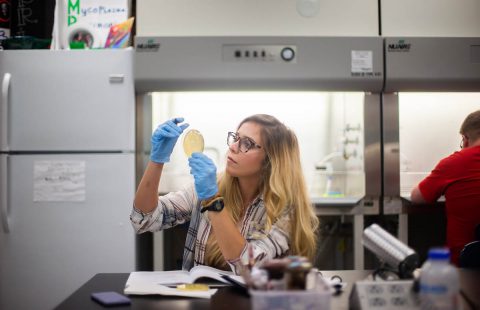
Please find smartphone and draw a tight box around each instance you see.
[91,291,131,307]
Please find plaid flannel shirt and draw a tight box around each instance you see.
[130,182,292,274]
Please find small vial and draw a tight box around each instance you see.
[285,261,312,290]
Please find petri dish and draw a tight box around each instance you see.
[183,129,204,157]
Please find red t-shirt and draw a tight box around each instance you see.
[418,145,480,265]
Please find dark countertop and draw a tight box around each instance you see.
[55,269,480,310]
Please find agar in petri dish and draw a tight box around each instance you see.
[183,129,205,157]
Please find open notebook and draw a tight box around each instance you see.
[124,265,245,298]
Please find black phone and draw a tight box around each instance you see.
[91,291,131,307]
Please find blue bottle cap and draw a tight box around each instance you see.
[428,247,450,260]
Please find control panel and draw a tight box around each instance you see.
[222,45,297,63]
[349,280,421,310]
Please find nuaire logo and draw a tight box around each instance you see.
[388,40,411,52]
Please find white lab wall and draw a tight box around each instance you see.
[399,93,480,195]
[136,0,379,36]
[381,0,480,36]
[151,91,364,197]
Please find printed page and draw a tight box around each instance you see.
[127,271,192,285]
[125,272,217,298]
[155,270,192,285]
[190,265,246,285]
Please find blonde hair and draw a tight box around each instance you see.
[205,114,319,268]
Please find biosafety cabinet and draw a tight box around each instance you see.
[383,37,480,261]
[133,36,480,271]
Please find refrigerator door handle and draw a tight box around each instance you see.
[109,74,125,83]
[0,155,10,233]
[1,73,11,151]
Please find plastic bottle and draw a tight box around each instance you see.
[419,248,460,310]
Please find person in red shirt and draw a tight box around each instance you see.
[411,110,480,265]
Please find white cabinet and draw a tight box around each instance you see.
[136,0,379,36]
[381,0,480,36]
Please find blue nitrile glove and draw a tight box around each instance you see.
[150,117,189,163]
[188,153,218,200]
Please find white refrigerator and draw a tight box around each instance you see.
[0,50,136,310]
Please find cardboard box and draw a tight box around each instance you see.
[57,0,130,49]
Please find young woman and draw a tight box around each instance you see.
[131,114,319,273]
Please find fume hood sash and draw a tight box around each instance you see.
[134,36,383,92]
[384,37,480,92]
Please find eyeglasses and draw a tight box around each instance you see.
[227,132,262,153]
